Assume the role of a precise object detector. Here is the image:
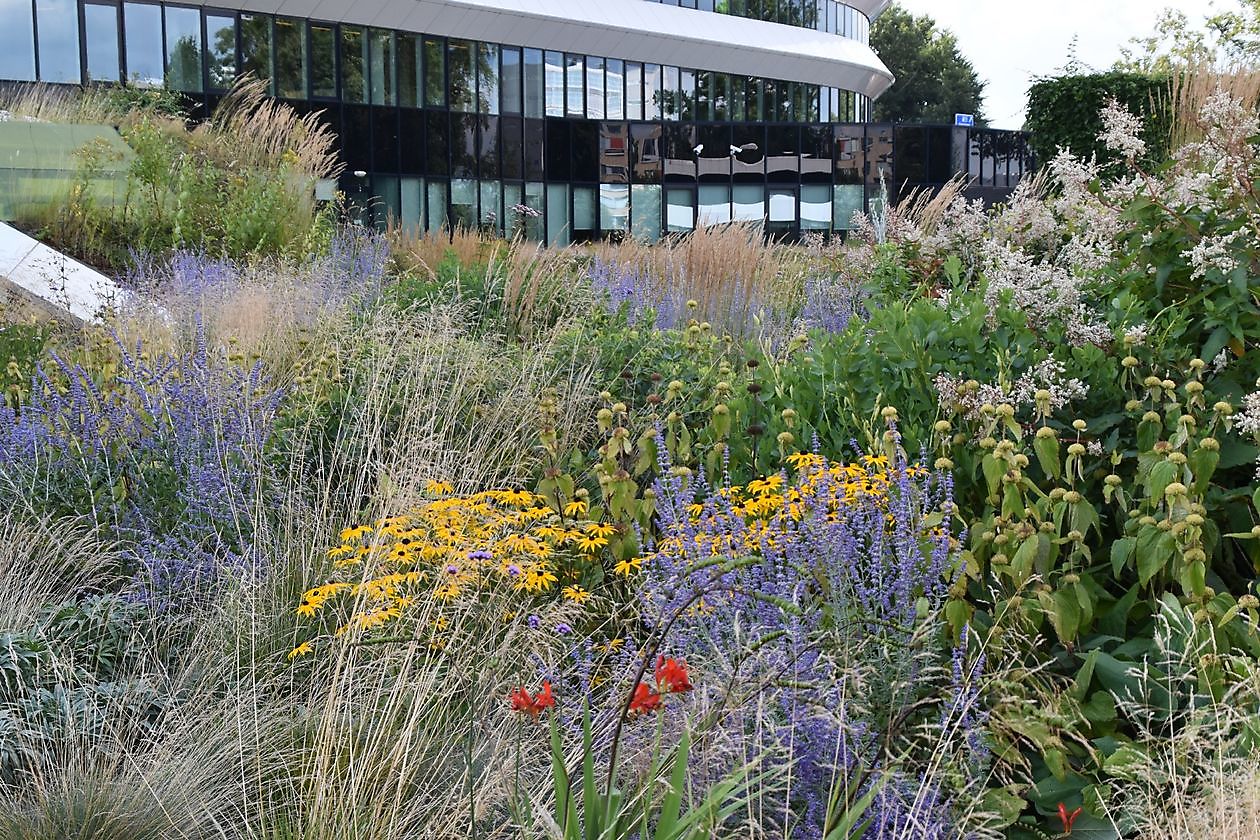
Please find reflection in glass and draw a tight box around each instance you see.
[501,47,522,114]
[832,184,863,229]
[85,3,121,83]
[586,57,605,120]
[643,63,662,120]
[369,28,394,105]
[524,118,545,180]
[450,114,477,177]
[401,176,423,232]
[698,184,731,226]
[0,0,35,81]
[340,26,366,102]
[36,0,81,83]
[500,115,523,180]
[606,59,624,120]
[426,180,447,233]
[524,181,545,240]
[398,33,421,108]
[565,54,584,118]
[423,37,445,107]
[546,183,569,245]
[630,184,661,242]
[477,43,499,115]
[480,180,501,231]
[631,123,662,185]
[450,178,476,229]
[625,62,643,121]
[206,13,237,90]
[275,18,307,99]
[599,122,629,184]
[447,39,474,112]
[544,51,563,117]
[479,115,499,178]
[573,186,596,241]
[665,188,694,233]
[600,185,629,233]
[523,48,544,118]
[240,14,272,92]
[801,184,831,230]
[164,5,202,92]
[661,66,679,120]
[679,68,695,120]
[732,184,764,222]
[123,3,162,86]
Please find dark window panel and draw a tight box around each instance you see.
[545,117,570,181]
[372,105,399,173]
[766,124,800,181]
[399,108,425,175]
[501,46,522,114]
[523,48,544,117]
[340,25,366,103]
[599,121,629,184]
[164,5,202,92]
[696,124,732,183]
[447,39,474,112]
[732,122,765,183]
[240,13,271,93]
[523,118,545,180]
[479,114,500,179]
[425,109,449,176]
[662,122,697,184]
[423,36,445,107]
[450,112,478,177]
[397,33,421,108]
[341,103,372,172]
[801,124,832,183]
[500,115,523,180]
[274,17,306,99]
[369,28,394,105]
[570,120,599,182]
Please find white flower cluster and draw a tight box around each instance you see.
[1099,99,1148,162]
[934,357,1089,425]
[1235,389,1260,438]
[1184,228,1246,281]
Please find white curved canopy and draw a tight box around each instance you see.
[237,0,894,99]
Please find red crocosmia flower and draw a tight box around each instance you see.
[654,655,693,694]
[509,681,556,719]
[1057,803,1082,835]
[627,682,663,716]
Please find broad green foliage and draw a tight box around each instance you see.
[1025,72,1171,171]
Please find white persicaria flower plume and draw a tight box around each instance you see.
[1184,229,1246,282]
[1099,99,1147,163]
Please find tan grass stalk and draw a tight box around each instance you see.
[1169,64,1260,151]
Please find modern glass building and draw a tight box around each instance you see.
[0,0,1032,242]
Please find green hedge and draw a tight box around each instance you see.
[1025,71,1171,170]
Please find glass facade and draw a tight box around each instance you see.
[1,0,1032,245]
[645,0,870,42]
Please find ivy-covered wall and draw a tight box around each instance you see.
[1026,72,1172,170]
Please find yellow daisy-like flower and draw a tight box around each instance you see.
[574,534,609,554]
[424,479,454,496]
[584,522,617,539]
[562,585,591,604]
[338,525,373,543]
[287,641,314,660]
[613,556,643,576]
[563,499,590,517]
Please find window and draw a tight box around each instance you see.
[679,68,695,120]
[423,37,445,107]
[630,184,661,242]
[123,3,163,86]
[426,180,447,232]
[600,185,629,233]
[206,13,237,90]
[606,59,624,120]
[586,56,605,120]
[833,184,863,230]
[524,181,546,240]
[340,25,366,103]
[274,17,306,99]
[477,43,499,114]
[565,54,584,118]
[36,0,81,83]
[397,33,421,108]
[0,0,35,81]
[801,184,831,230]
[479,180,500,231]
[523,48,544,117]
[732,184,764,222]
[447,39,474,112]
[661,66,679,120]
[164,5,201,92]
[546,183,569,246]
[644,63,662,120]
[665,188,694,233]
[240,14,272,92]
[501,46,522,114]
[625,62,643,121]
[479,115,499,178]
[450,114,477,178]
[544,51,563,117]
[450,178,476,228]
[573,186,597,241]
[698,184,731,226]
[84,3,121,83]
[369,28,394,105]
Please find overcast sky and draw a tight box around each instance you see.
[894,0,1232,129]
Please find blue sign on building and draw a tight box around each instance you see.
[955,113,976,127]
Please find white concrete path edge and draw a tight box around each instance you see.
[0,221,127,323]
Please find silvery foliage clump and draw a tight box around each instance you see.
[636,439,988,839]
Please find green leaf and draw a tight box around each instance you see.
[653,727,690,840]
[1110,537,1135,576]
[1051,588,1082,643]
[1189,446,1219,495]
[1146,460,1177,503]
[1034,434,1061,479]
[1137,528,1175,586]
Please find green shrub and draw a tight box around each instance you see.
[1026,71,1172,170]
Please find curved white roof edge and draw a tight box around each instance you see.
[223,0,894,99]
[858,0,894,19]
